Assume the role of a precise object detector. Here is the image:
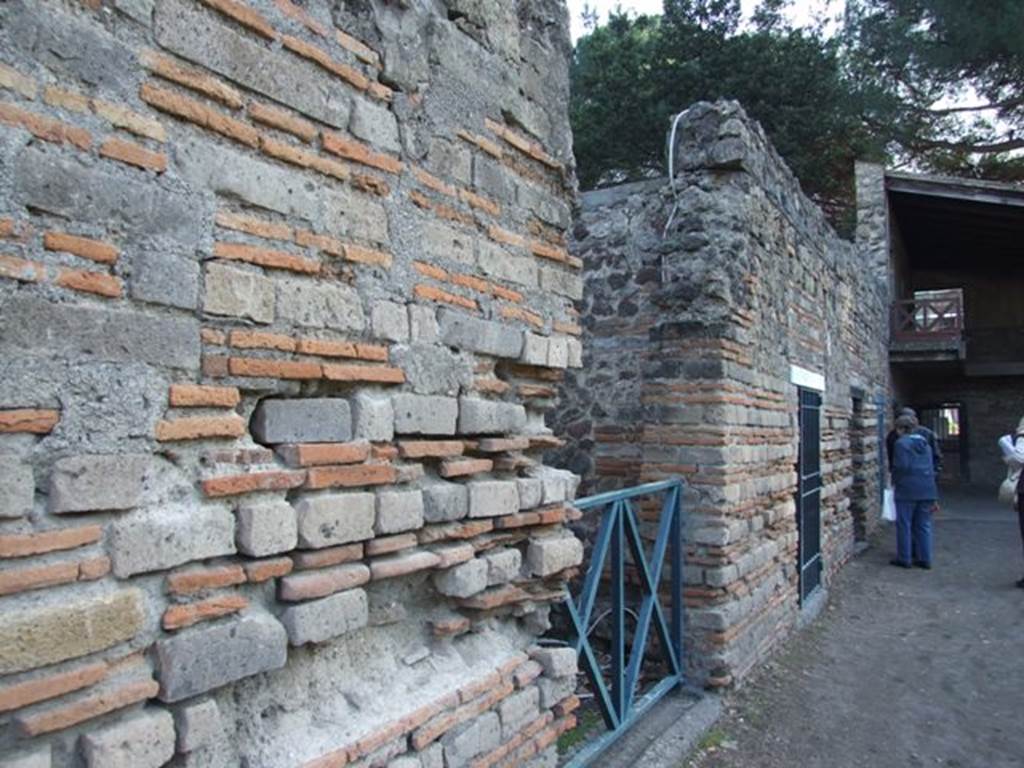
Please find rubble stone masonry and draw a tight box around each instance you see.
[553,102,889,688]
[0,1,581,765]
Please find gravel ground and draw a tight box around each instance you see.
[685,489,1024,768]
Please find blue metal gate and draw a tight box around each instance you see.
[561,478,685,767]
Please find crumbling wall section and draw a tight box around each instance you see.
[554,101,888,688]
[0,1,583,766]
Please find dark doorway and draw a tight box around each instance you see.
[797,388,823,602]
[917,403,968,484]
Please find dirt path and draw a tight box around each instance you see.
[685,490,1024,768]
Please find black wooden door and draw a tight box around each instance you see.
[797,388,822,602]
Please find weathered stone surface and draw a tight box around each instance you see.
[252,399,352,444]
[530,647,577,679]
[392,393,458,435]
[155,614,288,702]
[351,393,394,441]
[422,482,468,522]
[498,686,539,740]
[457,398,527,435]
[526,535,583,577]
[467,480,519,518]
[131,251,199,311]
[281,588,368,646]
[204,261,275,324]
[0,295,199,370]
[433,558,487,598]
[537,676,576,709]
[0,589,144,674]
[477,240,538,288]
[351,95,400,152]
[49,454,151,514]
[375,489,424,535]
[527,466,580,504]
[421,220,474,266]
[482,548,522,585]
[439,310,523,358]
[276,279,366,333]
[443,711,500,768]
[295,492,375,548]
[0,457,33,519]
[516,477,543,510]
[371,300,410,342]
[391,344,473,396]
[81,709,175,768]
[0,747,51,768]
[109,506,236,577]
[174,699,222,753]
[155,0,350,127]
[14,147,197,246]
[236,501,298,557]
[409,305,439,343]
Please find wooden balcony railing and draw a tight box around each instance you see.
[892,295,963,342]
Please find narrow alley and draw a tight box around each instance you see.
[686,490,1024,768]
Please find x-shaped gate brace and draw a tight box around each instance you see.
[561,478,685,767]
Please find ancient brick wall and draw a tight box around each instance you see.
[0,1,584,765]
[552,102,889,688]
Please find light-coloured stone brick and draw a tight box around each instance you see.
[0,456,33,518]
[443,711,500,768]
[375,489,424,534]
[530,647,577,679]
[409,304,439,343]
[371,299,410,342]
[295,493,375,548]
[498,686,540,740]
[276,278,366,333]
[352,393,394,441]
[81,710,175,768]
[516,477,543,510]
[457,398,526,435]
[482,548,522,585]
[235,501,298,557]
[392,393,457,435]
[0,747,51,768]
[422,482,468,522]
[174,698,222,753]
[432,558,487,598]
[281,588,368,645]
[49,454,151,514]
[204,261,274,323]
[526,535,583,577]
[439,310,523,358]
[110,506,236,577]
[467,480,519,518]
[251,398,351,444]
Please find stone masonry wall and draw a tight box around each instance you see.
[552,101,889,688]
[0,1,584,766]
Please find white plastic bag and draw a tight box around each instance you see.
[882,488,897,522]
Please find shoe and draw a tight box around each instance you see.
[914,561,932,570]
[889,559,912,569]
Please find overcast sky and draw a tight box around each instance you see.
[566,0,841,41]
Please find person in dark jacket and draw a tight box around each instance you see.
[891,414,939,569]
[886,407,942,474]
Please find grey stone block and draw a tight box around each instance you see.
[114,0,154,24]
[521,333,549,366]
[49,454,151,514]
[0,295,199,370]
[251,398,352,444]
[203,261,274,323]
[0,457,33,519]
[391,344,472,396]
[433,558,487,598]
[392,394,458,435]
[110,506,236,577]
[155,613,288,702]
[0,747,51,768]
[457,398,526,435]
[538,263,583,300]
[174,699,221,753]
[375,489,424,535]
[482,548,522,585]
[295,492,375,548]
[530,647,577,679]
[439,310,524,358]
[81,710,175,768]
[516,478,543,511]
[281,588,368,646]
[420,220,474,266]
[322,185,390,246]
[566,338,583,368]
[155,0,349,127]
[419,743,444,768]
[443,711,500,768]
[547,337,569,369]
[537,675,576,709]
[473,155,512,202]
[131,251,199,311]
[371,300,409,342]
[276,279,366,333]
[526,535,583,577]
[351,393,394,441]
[351,95,400,152]
[498,686,539,740]
[422,482,468,523]
[467,480,519,518]
[526,466,580,504]
[14,147,197,247]
[235,501,298,557]
[409,305,439,343]
[477,240,538,288]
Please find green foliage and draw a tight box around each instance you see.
[570,1,882,227]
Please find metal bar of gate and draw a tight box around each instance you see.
[561,478,686,768]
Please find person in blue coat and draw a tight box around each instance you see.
[891,414,939,569]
